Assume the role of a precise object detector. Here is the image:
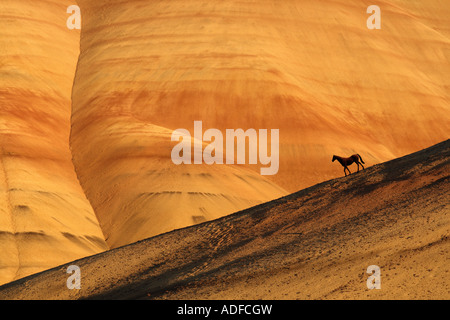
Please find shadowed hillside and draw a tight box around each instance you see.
[0,139,448,300]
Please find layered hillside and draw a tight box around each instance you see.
[73,0,450,191]
[0,0,108,286]
[0,139,447,300]
[70,0,449,248]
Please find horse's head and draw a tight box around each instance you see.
[332,155,336,162]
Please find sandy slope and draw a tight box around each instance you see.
[0,139,447,300]
[0,0,108,286]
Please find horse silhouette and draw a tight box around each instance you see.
[332,154,365,176]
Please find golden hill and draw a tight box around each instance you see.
[0,0,108,286]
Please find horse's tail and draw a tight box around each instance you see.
[357,154,365,164]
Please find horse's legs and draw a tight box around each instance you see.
[344,166,351,176]
[356,161,364,171]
